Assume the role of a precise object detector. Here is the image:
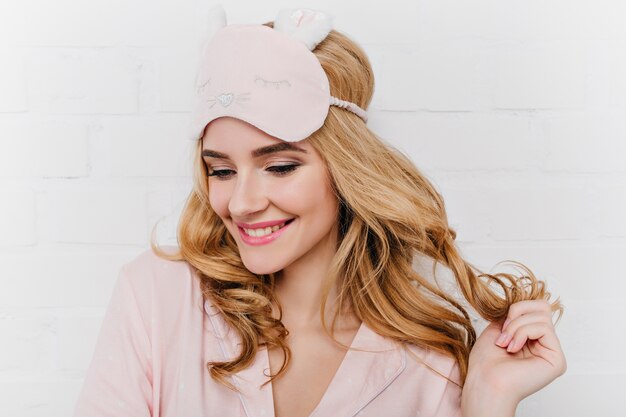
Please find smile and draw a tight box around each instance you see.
[242,220,290,237]
[238,218,295,246]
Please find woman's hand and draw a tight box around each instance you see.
[461,300,567,415]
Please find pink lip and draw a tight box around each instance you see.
[235,218,294,229]
[237,219,295,246]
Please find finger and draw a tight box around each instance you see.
[503,300,552,331]
[495,311,551,348]
[506,320,562,355]
[527,338,568,376]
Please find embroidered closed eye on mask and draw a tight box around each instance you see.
[188,6,368,143]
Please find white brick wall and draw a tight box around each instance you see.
[1,0,624,415]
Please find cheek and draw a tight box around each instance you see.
[208,183,231,217]
[206,167,336,220]
[284,170,337,215]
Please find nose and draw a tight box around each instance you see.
[227,168,269,218]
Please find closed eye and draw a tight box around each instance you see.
[267,164,299,175]
[208,164,300,180]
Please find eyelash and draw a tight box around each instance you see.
[207,164,300,180]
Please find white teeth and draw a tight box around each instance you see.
[243,221,288,237]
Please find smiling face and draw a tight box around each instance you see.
[202,116,340,276]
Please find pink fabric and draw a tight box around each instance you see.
[189,24,331,143]
[72,248,462,417]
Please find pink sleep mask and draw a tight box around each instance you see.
[188,8,368,143]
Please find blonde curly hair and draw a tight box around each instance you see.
[151,22,563,391]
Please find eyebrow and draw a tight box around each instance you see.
[202,142,308,159]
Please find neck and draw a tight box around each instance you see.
[272,228,357,332]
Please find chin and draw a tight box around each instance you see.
[244,265,283,276]
[240,256,285,276]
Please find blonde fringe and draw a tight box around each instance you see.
[150,22,564,391]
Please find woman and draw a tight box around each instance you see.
[73,6,566,417]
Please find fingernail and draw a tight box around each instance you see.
[507,339,517,352]
[496,332,508,346]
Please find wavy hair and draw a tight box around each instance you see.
[151,22,563,391]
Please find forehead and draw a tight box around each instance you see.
[201,116,314,153]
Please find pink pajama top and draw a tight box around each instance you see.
[72,248,462,417]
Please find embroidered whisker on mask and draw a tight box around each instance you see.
[206,92,251,109]
[188,5,369,143]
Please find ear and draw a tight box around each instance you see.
[273,8,333,51]
[196,2,227,58]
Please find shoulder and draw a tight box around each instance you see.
[403,342,462,387]
[117,245,202,314]
[121,245,196,289]
[122,245,191,277]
